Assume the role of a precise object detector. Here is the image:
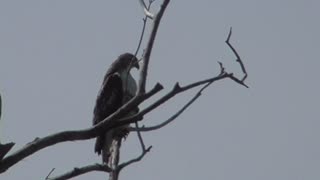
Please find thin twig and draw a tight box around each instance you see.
[130,91,201,132]
[135,122,146,150]
[138,0,154,19]
[134,1,154,57]
[225,27,248,82]
[117,146,152,172]
[45,168,55,180]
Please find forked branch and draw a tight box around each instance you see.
[130,27,248,132]
[138,0,155,19]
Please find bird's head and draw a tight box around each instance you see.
[118,53,140,71]
[107,53,139,75]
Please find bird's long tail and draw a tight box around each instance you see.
[108,138,121,180]
[101,127,129,180]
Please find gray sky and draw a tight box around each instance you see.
[0,0,319,180]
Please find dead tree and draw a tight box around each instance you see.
[0,0,248,179]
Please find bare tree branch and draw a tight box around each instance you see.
[48,123,152,180]
[45,168,55,180]
[135,122,147,150]
[117,146,152,172]
[130,29,249,132]
[130,90,201,132]
[115,73,241,131]
[138,0,155,19]
[138,0,170,94]
[134,0,154,57]
[48,164,111,180]
[48,145,151,180]
[226,27,248,82]
[48,123,151,180]
[0,83,163,173]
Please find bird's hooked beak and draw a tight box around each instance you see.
[132,59,140,70]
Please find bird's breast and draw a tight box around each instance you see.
[120,72,137,103]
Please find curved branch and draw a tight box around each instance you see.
[226,27,248,82]
[130,88,202,132]
[118,146,152,172]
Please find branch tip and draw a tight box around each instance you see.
[226,27,233,43]
[146,145,152,151]
[225,27,248,85]
[155,82,164,90]
[139,0,155,19]
[174,82,181,90]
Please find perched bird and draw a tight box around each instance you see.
[92,53,139,178]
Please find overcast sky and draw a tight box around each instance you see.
[0,0,319,180]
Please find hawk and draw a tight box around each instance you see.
[93,53,139,171]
